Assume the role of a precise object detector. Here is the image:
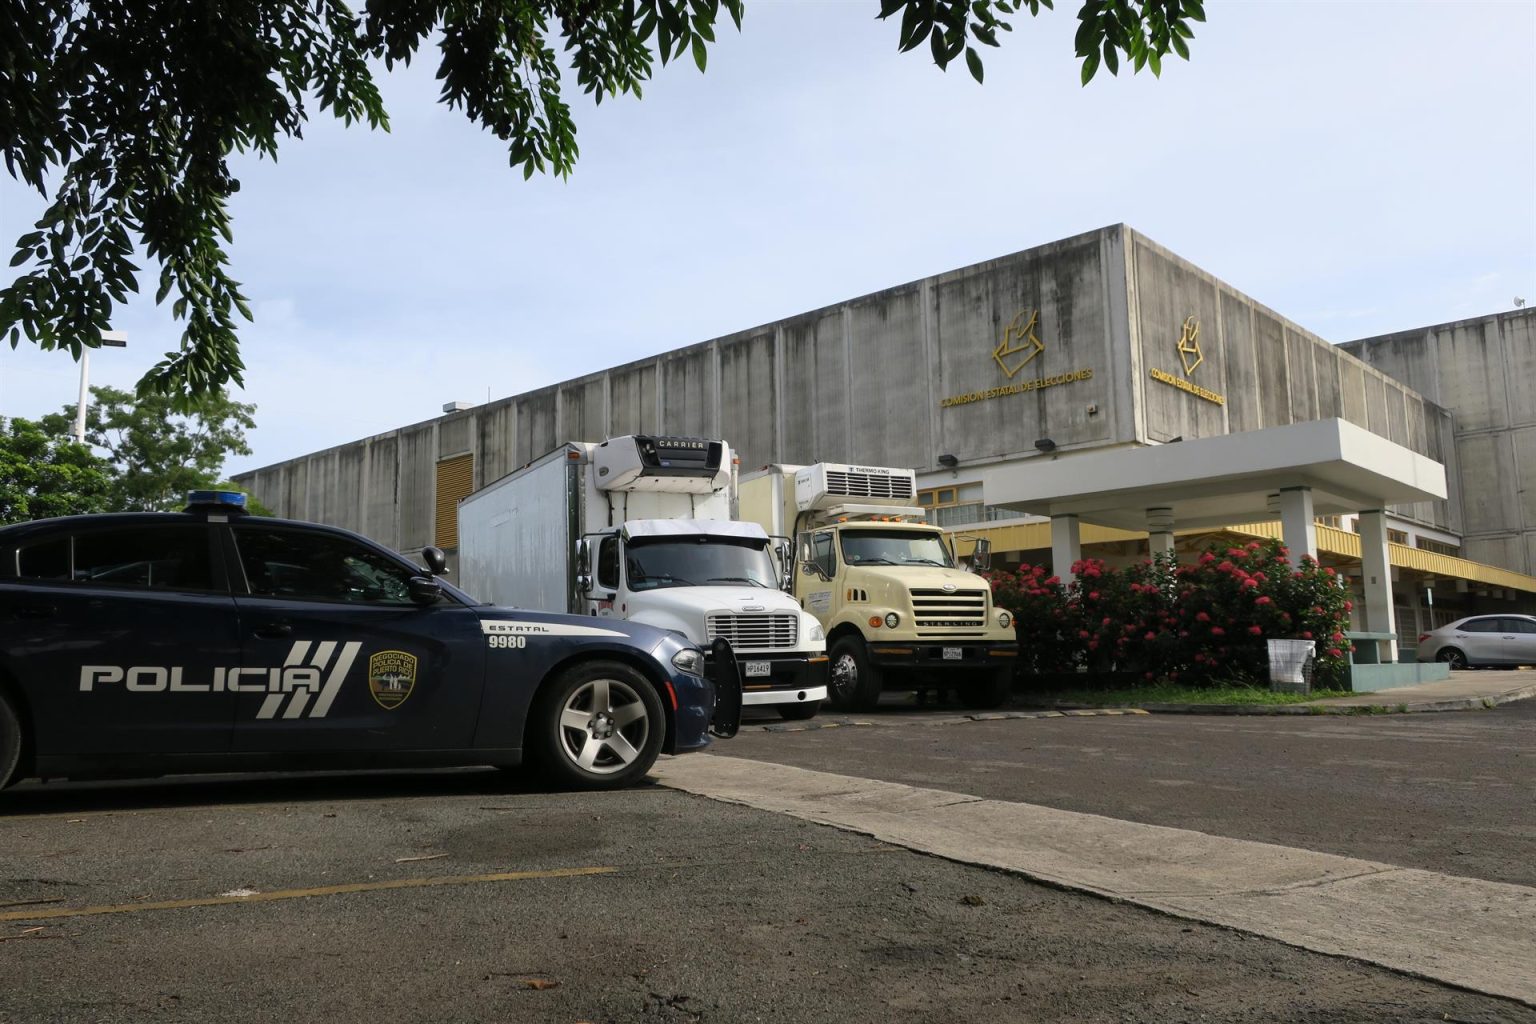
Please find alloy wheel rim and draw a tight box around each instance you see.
[558,678,650,775]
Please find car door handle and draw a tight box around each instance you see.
[254,621,293,639]
[15,604,55,619]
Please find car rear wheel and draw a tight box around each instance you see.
[1436,647,1468,670]
[776,700,821,721]
[0,693,22,790]
[529,661,664,790]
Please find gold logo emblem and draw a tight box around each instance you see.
[1176,315,1203,376]
[368,650,418,710]
[994,310,1046,379]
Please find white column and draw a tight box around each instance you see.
[1147,507,1176,560]
[1051,514,1081,584]
[1278,486,1317,562]
[1357,509,1397,663]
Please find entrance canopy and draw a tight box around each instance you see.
[982,419,1446,529]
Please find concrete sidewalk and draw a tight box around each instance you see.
[1306,668,1536,711]
[1028,668,1536,716]
[653,755,1536,1008]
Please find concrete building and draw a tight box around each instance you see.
[232,225,1536,658]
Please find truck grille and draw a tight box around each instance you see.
[911,589,987,633]
[706,613,799,650]
[824,470,914,500]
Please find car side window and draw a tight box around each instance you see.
[71,526,215,590]
[1500,618,1536,634]
[235,527,417,605]
[13,537,70,580]
[1461,618,1499,632]
[597,536,620,590]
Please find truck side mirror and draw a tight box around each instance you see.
[574,539,593,592]
[773,538,793,590]
[971,538,992,573]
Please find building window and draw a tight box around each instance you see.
[1387,529,1409,546]
[434,452,475,549]
[917,487,958,508]
[1416,537,1461,557]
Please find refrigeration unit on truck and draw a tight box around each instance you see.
[457,435,829,720]
[738,462,1017,712]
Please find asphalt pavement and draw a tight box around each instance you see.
[4,695,1535,1023]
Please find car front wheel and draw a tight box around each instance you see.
[529,661,665,790]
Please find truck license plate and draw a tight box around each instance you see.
[744,661,772,678]
[942,647,963,661]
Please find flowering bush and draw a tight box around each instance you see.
[997,537,1353,689]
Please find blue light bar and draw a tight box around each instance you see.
[184,490,248,511]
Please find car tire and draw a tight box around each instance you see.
[0,692,22,790]
[958,668,1013,710]
[1436,647,1467,671]
[829,636,882,712]
[528,661,665,791]
[776,701,821,721]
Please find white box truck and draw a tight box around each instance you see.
[739,462,1017,712]
[458,435,829,719]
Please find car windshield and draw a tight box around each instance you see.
[625,536,777,591]
[841,529,955,568]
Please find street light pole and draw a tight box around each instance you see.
[74,330,128,444]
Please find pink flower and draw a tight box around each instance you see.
[1247,625,1263,636]
[1078,630,1091,639]
[1227,548,1245,558]
[1179,630,1189,638]
[1102,616,1112,626]
[1144,631,1157,641]
[1195,611,1211,622]
[1325,567,1336,577]
[1210,626,1225,637]
[1330,631,1345,642]
[1045,576,1060,586]
[1088,591,1100,601]
[1241,578,1258,589]
[1343,600,1354,612]
[1300,631,1313,639]
[1327,647,1343,658]
[1088,640,1099,650]
[1218,560,1235,572]
[1199,553,1215,564]
[1246,541,1261,551]
[1255,595,1272,606]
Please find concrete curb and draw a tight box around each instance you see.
[750,707,1149,733]
[1029,683,1536,717]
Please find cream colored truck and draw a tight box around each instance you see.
[738,463,1017,711]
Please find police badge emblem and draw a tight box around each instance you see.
[368,650,418,709]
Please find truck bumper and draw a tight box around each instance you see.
[707,652,830,707]
[866,640,1018,671]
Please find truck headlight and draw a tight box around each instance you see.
[809,623,825,643]
[672,649,705,676]
[884,612,900,629]
[998,610,1012,629]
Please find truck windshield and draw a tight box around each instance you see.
[625,537,778,591]
[840,529,955,568]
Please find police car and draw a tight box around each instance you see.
[0,492,741,792]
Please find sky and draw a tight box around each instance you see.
[2,0,1533,476]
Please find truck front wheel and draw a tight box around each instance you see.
[528,661,665,790]
[0,692,21,790]
[829,637,882,712]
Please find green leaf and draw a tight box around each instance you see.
[1171,32,1189,59]
[1080,48,1101,85]
[1148,49,1161,76]
[965,46,984,83]
[691,35,707,72]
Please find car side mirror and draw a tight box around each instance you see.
[408,575,443,605]
[422,546,448,576]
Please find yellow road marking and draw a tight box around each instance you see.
[0,865,617,923]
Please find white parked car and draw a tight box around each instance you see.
[1416,614,1536,669]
